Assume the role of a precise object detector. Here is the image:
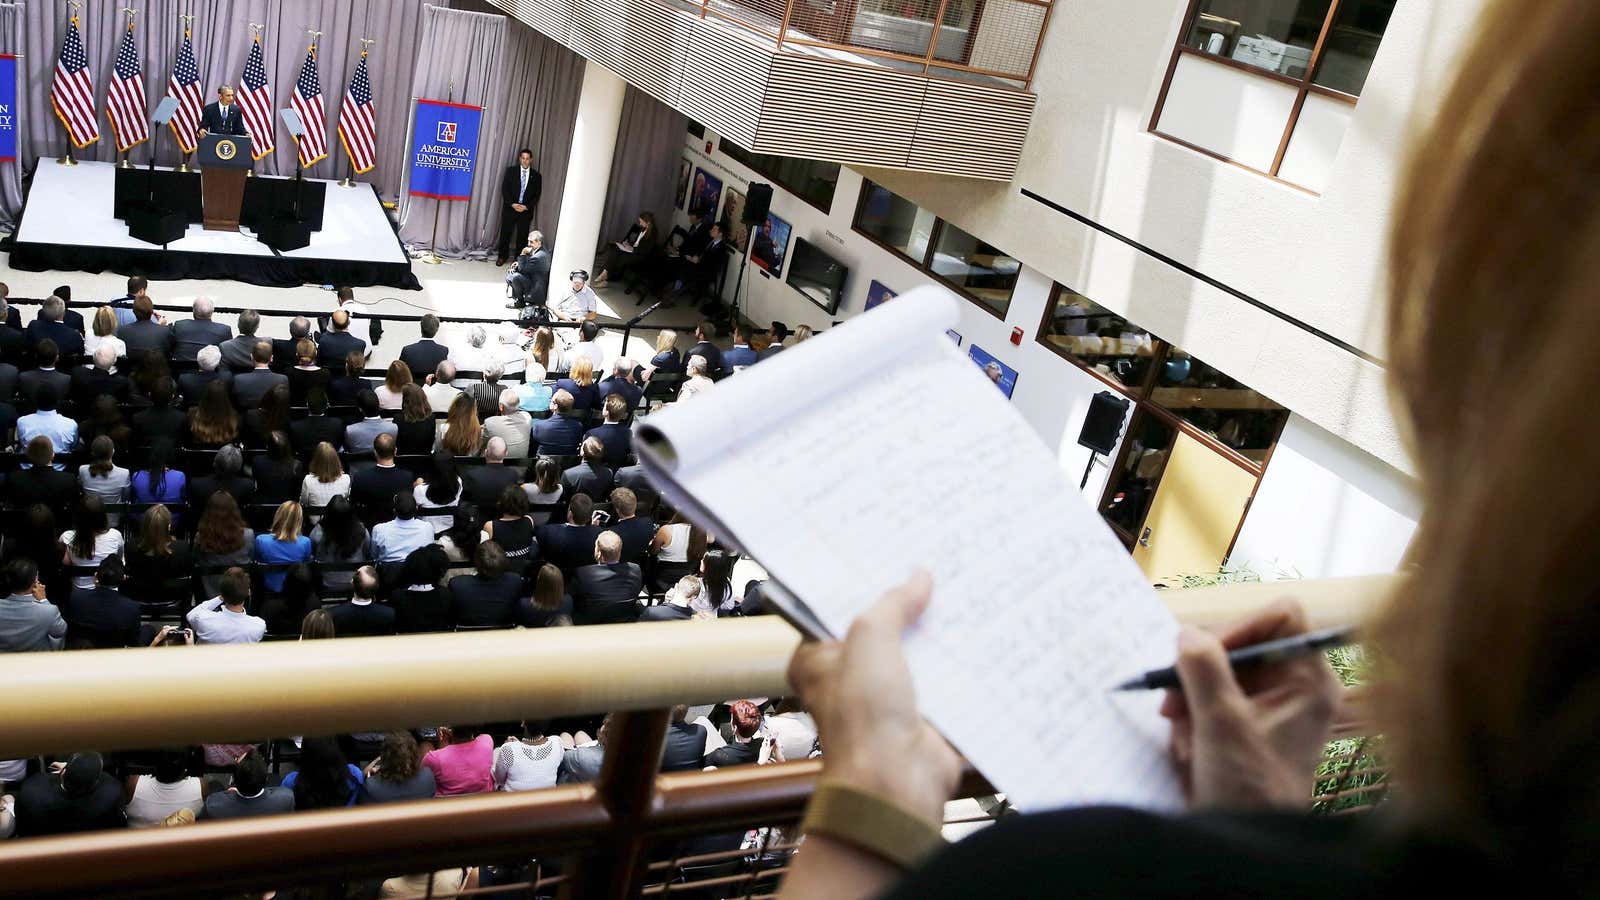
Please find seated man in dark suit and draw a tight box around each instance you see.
[399,314,451,380]
[447,541,524,628]
[4,436,79,509]
[272,317,313,370]
[326,350,372,407]
[570,531,643,626]
[17,339,72,407]
[188,445,257,515]
[348,432,414,522]
[460,437,523,518]
[117,295,174,361]
[327,567,397,637]
[594,360,643,412]
[230,341,288,409]
[533,494,601,575]
[506,231,552,312]
[131,377,187,446]
[315,309,368,369]
[640,575,702,622]
[584,394,634,468]
[673,223,728,306]
[686,321,725,379]
[24,295,83,359]
[290,389,347,457]
[606,487,656,564]
[723,324,759,371]
[757,321,790,361]
[530,390,586,457]
[561,437,614,501]
[172,297,235,365]
[50,285,86,334]
[66,557,142,649]
[177,345,232,406]
[70,344,131,408]
[0,283,19,328]
[661,704,710,771]
[0,298,24,366]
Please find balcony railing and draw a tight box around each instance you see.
[0,575,1395,898]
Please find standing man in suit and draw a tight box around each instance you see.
[198,85,248,138]
[497,149,541,266]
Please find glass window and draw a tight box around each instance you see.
[1149,349,1288,461]
[854,181,936,264]
[1038,288,1160,390]
[1312,0,1395,96]
[719,140,841,213]
[1183,0,1330,79]
[1099,414,1177,536]
[928,223,1018,317]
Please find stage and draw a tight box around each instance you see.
[5,158,421,291]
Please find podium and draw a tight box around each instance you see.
[198,133,253,231]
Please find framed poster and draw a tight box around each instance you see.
[750,211,792,277]
[865,280,897,311]
[720,187,749,252]
[676,158,692,210]
[689,167,722,220]
[968,344,1018,399]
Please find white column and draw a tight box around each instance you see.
[548,58,627,307]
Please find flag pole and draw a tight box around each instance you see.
[423,79,455,266]
[58,1,85,167]
[118,7,137,169]
[341,37,376,189]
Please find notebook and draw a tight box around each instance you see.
[634,288,1183,811]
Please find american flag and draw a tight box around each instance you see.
[50,14,99,149]
[290,45,328,167]
[337,51,377,174]
[238,35,274,159]
[167,29,205,154]
[106,23,150,153]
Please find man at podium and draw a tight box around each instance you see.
[198,85,247,138]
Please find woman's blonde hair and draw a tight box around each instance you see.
[569,355,594,387]
[1376,0,1600,868]
[791,324,813,345]
[309,442,343,483]
[655,329,677,354]
[442,393,481,456]
[93,305,117,338]
[270,501,304,542]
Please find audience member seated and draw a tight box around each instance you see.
[124,748,206,827]
[535,494,600,575]
[703,700,764,768]
[699,549,739,616]
[592,211,658,290]
[569,321,606,376]
[392,544,451,634]
[595,359,642,411]
[493,720,564,792]
[129,441,186,515]
[571,531,643,626]
[436,392,484,457]
[190,445,256,514]
[84,306,127,361]
[17,384,78,465]
[328,566,396,636]
[6,437,77,509]
[448,325,496,382]
[374,492,433,570]
[252,431,304,505]
[686,321,725,378]
[187,380,241,450]
[641,574,704,622]
[514,362,554,414]
[79,394,132,450]
[243,383,291,448]
[669,222,728,305]
[186,566,264,645]
[518,563,572,628]
[17,339,69,406]
[525,327,560,377]
[557,716,609,785]
[562,437,614,501]
[272,316,313,369]
[643,330,683,383]
[414,449,463,538]
[605,488,655,564]
[758,321,791,361]
[350,434,414,522]
[70,344,130,408]
[555,355,600,414]
[193,495,255,598]
[309,496,374,594]
[291,389,346,457]
[677,356,715,402]
[423,361,463,414]
[284,737,364,810]
[465,361,507,421]
[125,504,193,606]
[61,494,122,591]
[507,231,552,312]
[481,390,531,460]
[522,458,563,523]
[480,485,537,574]
[585,395,633,468]
[448,542,522,629]
[327,350,372,406]
[178,345,232,406]
[548,270,601,325]
[651,511,706,593]
[203,749,294,820]
[25,295,84,359]
[286,338,331,405]
[358,732,436,804]
[13,752,124,836]
[422,725,494,797]
[176,298,236,365]
[531,390,584,457]
[400,315,451,383]
[763,697,818,761]
[131,376,187,446]
[374,360,412,410]
[345,389,398,455]
[232,341,287,409]
[462,437,522,516]
[395,384,436,456]
[255,501,313,594]
[724,324,758,371]
[316,309,368,369]
[300,442,352,523]
[78,435,130,520]
[118,296,174,360]
[0,557,67,652]
[655,705,709,773]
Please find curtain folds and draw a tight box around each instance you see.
[596,85,687,260]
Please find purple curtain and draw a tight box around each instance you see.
[595,85,688,258]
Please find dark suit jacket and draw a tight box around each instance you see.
[231,369,288,409]
[571,562,643,625]
[119,320,174,360]
[0,361,17,401]
[349,463,415,519]
[199,101,247,135]
[680,220,713,257]
[328,601,397,637]
[640,603,694,622]
[18,368,71,406]
[501,165,542,208]
[757,344,786,362]
[174,320,235,364]
[704,740,763,769]
[290,415,348,457]
[583,422,632,467]
[0,325,24,365]
[533,522,601,574]
[271,337,302,370]
[399,340,449,382]
[593,377,642,411]
[188,474,256,515]
[512,248,551,295]
[70,367,130,407]
[176,369,232,406]
[315,330,368,369]
[461,464,521,514]
[723,346,758,370]
[661,721,708,771]
[4,466,79,509]
[326,375,372,407]
[610,517,657,564]
[25,320,83,358]
[530,414,586,457]
[687,341,725,378]
[561,462,614,501]
[131,405,189,446]
[66,587,142,648]
[2,307,18,329]
[448,573,524,627]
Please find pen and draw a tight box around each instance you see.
[1112,625,1358,692]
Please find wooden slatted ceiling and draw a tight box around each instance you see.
[908,78,1035,179]
[754,55,926,168]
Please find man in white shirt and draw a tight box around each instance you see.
[483,389,533,459]
[373,493,436,564]
[572,320,606,374]
[548,270,600,324]
[186,568,265,645]
[423,361,464,414]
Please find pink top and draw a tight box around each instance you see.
[423,734,495,796]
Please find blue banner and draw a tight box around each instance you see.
[0,55,17,162]
[409,98,482,201]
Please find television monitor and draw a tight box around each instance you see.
[786,237,848,314]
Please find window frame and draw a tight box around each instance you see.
[716,138,840,215]
[1148,0,1371,193]
[850,180,1016,320]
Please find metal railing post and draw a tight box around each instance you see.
[573,708,673,899]
[924,0,952,74]
[777,0,795,49]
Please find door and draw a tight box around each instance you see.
[1130,430,1258,581]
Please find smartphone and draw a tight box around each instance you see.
[592,510,613,525]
